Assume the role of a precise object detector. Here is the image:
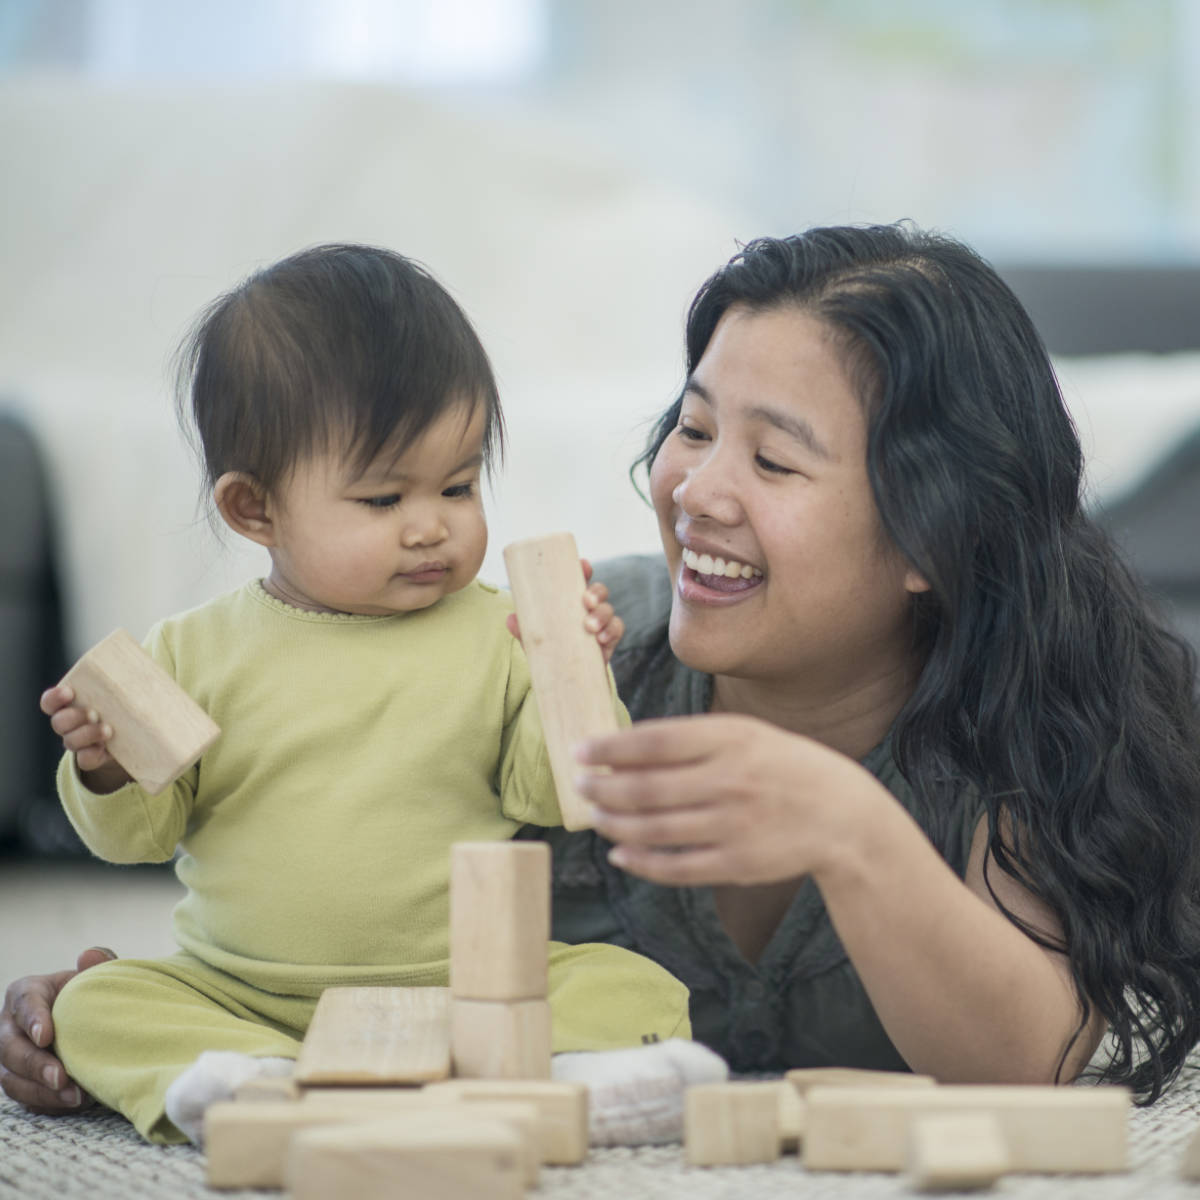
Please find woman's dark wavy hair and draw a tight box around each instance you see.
[175,242,503,503]
[637,222,1200,1103]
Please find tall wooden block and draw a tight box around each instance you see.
[503,531,620,830]
[907,1113,1010,1192]
[427,1079,589,1165]
[61,628,220,794]
[450,841,549,1001]
[684,1082,782,1166]
[803,1084,1130,1174]
[287,1115,526,1200]
[294,987,451,1086]
[450,998,552,1080]
[784,1067,937,1096]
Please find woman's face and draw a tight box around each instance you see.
[649,304,927,690]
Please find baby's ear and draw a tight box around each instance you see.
[214,472,274,546]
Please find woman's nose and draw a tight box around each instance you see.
[672,454,742,525]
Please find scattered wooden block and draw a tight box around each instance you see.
[287,1114,526,1200]
[503,531,620,830]
[61,628,220,794]
[450,841,550,1002]
[784,1067,937,1096]
[684,1081,783,1166]
[1180,1120,1200,1179]
[294,987,451,1085]
[234,1074,300,1103]
[450,998,552,1080]
[907,1113,1010,1191]
[427,1079,589,1164]
[803,1084,1130,1173]
[776,1080,805,1154]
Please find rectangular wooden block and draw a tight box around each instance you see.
[503,531,620,830]
[907,1113,1010,1192]
[62,628,220,794]
[287,1115,526,1200]
[294,986,451,1085]
[234,1074,301,1103]
[450,841,550,1002]
[803,1084,1130,1173]
[684,1081,782,1166]
[784,1067,937,1096]
[427,1079,589,1165]
[450,997,552,1080]
[776,1080,805,1153]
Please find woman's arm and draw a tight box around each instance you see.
[578,713,1105,1084]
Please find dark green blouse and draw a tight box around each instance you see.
[519,554,981,1074]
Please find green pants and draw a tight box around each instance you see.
[53,942,691,1143]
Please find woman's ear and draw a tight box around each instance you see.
[904,567,931,595]
[214,472,275,547]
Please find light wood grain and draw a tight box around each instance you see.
[684,1082,782,1167]
[907,1113,1010,1191]
[450,997,552,1080]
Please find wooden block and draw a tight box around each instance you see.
[450,841,550,1002]
[61,628,220,794]
[287,1115,526,1200]
[427,1079,589,1164]
[803,1084,1130,1173]
[206,1096,538,1189]
[908,1113,1010,1191]
[503,531,620,830]
[450,998,551,1080]
[294,986,450,1085]
[234,1074,300,1103]
[684,1081,782,1166]
[1180,1121,1200,1179]
[776,1080,805,1153]
[784,1067,937,1096]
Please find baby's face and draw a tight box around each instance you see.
[262,402,488,616]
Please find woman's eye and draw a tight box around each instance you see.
[676,423,708,442]
[444,482,475,499]
[756,455,793,475]
[359,494,401,509]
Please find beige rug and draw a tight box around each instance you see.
[4,1068,1200,1200]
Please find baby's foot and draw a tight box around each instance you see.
[551,1039,728,1146]
[163,1051,295,1145]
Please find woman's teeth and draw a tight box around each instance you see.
[681,547,762,579]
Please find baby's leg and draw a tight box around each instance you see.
[52,954,307,1144]
[546,941,727,1145]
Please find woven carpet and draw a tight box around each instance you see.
[5,1066,1200,1200]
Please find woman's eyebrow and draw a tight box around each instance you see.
[684,378,833,461]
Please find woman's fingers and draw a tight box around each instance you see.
[575,715,732,772]
[590,797,725,848]
[605,843,734,887]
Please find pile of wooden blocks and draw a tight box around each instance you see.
[203,841,587,1197]
[684,1067,1131,1191]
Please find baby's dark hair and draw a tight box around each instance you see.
[175,243,504,498]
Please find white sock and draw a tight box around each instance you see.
[163,1051,295,1146]
[551,1039,728,1146]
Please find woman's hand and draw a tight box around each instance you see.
[575,713,888,886]
[0,948,115,1113]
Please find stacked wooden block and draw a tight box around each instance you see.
[684,1067,1131,1191]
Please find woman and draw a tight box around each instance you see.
[6,223,1200,1116]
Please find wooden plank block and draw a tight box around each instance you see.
[907,1113,1010,1191]
[287,1115,526,1200]
[450,998,551,1080]
[450,841,549,1002]
[294,987,450,1085]
[61,628,220,794]
[1180,1121,1200,1179]
[803,1084,1130,1173]
[234,1075,300,1103]
[776,1080,805,1153]
[427,1079,589,1164]
[206,1096,538,1189]
[684,1081,782,1166]
[784,1067,937,1095]
[503,531,619,830]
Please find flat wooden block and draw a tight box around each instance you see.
[503,531,620,830]
[450,997,551,1080]
[803,1084,1130,1174]
[294,986,450,1085]
[684,1081,782,1166]
[62,628,220,794]
[908,1113,1010,1191]
[784,1067,937,1096]
[234,1075,300,1103]
[450,841,550,1002]
[427,1079,589,1164]
[287,1115,526,1200]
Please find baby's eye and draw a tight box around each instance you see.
[358,494,401,509]
[444,482,476,499]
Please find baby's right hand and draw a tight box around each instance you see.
[39,684,131,790]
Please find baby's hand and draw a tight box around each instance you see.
[582,577,624,665]
[38,684,131,792]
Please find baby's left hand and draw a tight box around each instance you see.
[504,559,624,665]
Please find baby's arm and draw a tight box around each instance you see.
[39,683,132,794]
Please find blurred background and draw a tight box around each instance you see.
[1,0,1199,876]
